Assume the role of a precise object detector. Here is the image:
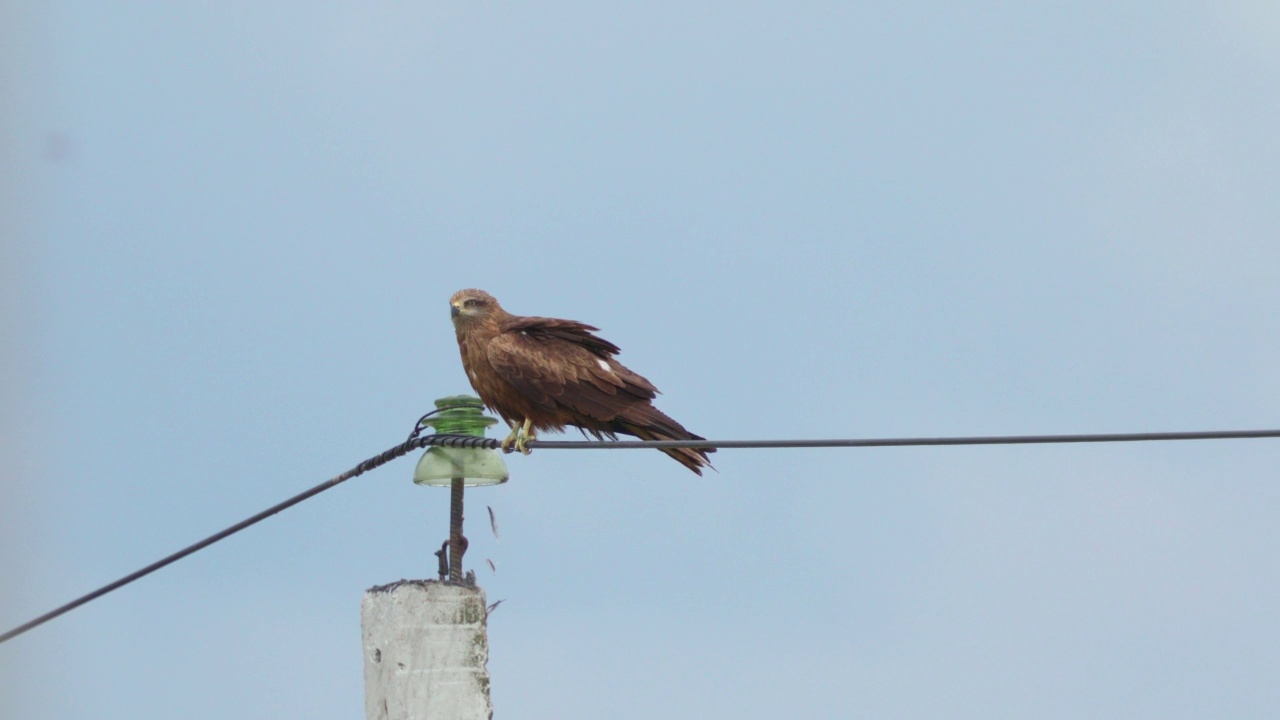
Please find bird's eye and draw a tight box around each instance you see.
[464,299,479,308]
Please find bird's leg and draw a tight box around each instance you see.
[500,418,537,455]
[500,421,521,453]
[515,418,537,455]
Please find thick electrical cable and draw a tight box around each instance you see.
[3,426,1278,645]
[0,432,477,645]
[524,428,1280,450]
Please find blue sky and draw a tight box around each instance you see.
[4,3,1280,718]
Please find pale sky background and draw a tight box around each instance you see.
[4,3,1280,718]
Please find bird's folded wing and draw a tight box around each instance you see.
[487,325,656,423]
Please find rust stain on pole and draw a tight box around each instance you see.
[449,477,465,582]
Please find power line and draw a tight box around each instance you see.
[3,426,1278,646]
[524,428,1280,449]
[0,433,473,645]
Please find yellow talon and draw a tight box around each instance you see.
[515,418,536,455]
[501,419,537,455]
[500,423,520,453]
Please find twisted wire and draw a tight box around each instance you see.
[2,434,461,645]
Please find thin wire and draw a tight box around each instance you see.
[406,407,447,442]
[523,428,1280,449]
[4,426,1279,646]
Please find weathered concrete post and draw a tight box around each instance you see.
[364,396,507,719]
[361,579,492,720]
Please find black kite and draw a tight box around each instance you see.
[449,289,714,475]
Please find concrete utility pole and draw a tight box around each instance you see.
[361,580,493,720]
[361,396,507,720]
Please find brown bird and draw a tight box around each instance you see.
[449,288,714,475]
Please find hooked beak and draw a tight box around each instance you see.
[450,304,461,318]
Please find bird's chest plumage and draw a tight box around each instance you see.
[456,328,541,425]
[457,333,495,394]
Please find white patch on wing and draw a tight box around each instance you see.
[468,370,478,382]
[596,359,614,374]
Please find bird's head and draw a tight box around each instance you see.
[450,288,500,325]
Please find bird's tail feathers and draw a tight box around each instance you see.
[617,406,715,476]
